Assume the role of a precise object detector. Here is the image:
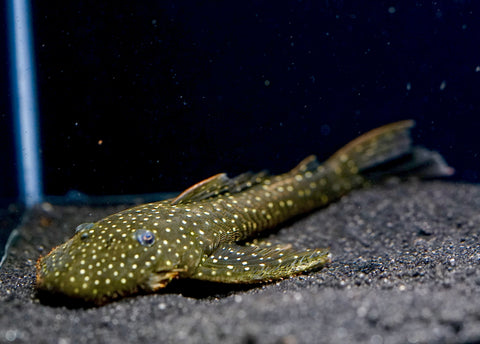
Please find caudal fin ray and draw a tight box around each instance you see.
[325,120,453,183]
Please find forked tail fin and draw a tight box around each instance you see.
[325,120,454,185]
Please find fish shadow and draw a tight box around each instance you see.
[35,280,262,309]
[36,289,97,309]
[165,278,262,299]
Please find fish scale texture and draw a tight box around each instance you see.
[1,181,480,343]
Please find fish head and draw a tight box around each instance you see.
[36,218,183,305]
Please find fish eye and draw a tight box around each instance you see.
[135,229,155,247]
[75,222,94,233]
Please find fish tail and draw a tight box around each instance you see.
[325,120,454,186]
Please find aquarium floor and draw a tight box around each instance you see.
[1,181,480,344]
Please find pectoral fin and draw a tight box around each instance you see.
[191,243,330,283]
[142,270,183,291]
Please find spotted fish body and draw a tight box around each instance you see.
[36,121,452,304]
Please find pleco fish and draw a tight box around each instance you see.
[36,121,453,305]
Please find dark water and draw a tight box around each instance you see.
[1,1,479,215]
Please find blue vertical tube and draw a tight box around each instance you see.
[7,0,43,207]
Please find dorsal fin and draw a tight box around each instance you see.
[290,155,321,175]
[228,170,269,193]
[171,171,269,205]
[172,173,229,205]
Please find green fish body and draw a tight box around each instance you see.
[36,121,452,304]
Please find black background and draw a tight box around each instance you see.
[2,1,480,199]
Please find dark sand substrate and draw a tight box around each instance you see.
[1,181,480,344]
